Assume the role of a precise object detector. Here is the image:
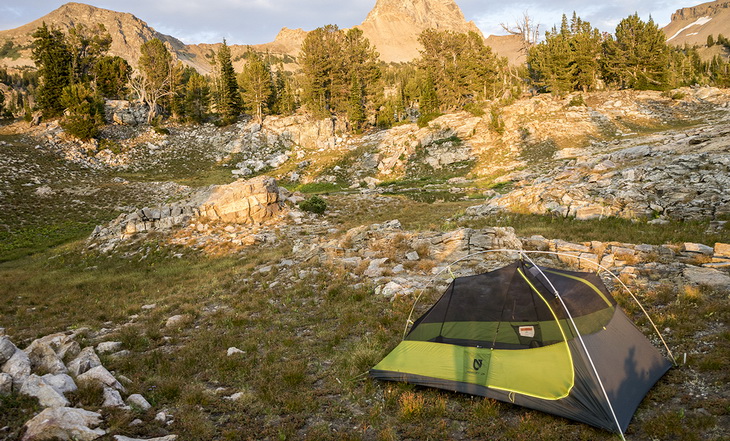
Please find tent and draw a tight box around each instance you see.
[370,258,673,437]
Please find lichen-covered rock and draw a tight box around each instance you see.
[20,374,70,408]
[0,336,17,365]
[2,349,31,390]
[67,347,102,378]
[76,365,124,392]
[21,406,105,441]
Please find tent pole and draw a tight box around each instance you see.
[519,251,627,440]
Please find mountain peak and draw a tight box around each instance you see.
[358,0,483,63]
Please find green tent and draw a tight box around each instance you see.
[370,260,672,436]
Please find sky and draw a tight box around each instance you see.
[0,0,695,45]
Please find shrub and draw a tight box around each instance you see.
[59,84,105,140]
[299,195,327,214]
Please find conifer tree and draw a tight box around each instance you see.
[32,23,71,117]
[238,49,273,122]
[215,40,243,124]
[602,14,670,90]
[347,73,365,132]
[418,29,501,111]
[419,73,439,116]
[93,55,130,99]
[67,23,112,85]
[183,70,210,123]
[134,38,175,122]
[271,68,297,116]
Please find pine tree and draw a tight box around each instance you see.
[346,73,365,132]
[215,40,243,124]
[418,29,501,111]
[602,14,670,90]
[528,13,601,95]
[183,70,210,123]
[238,49,273,122]
[271,68,297,115]
[419,73,439,116]
[31,23,71,117]
[133,38,175,123]
[93,55,130,99]
[67,23,112,85]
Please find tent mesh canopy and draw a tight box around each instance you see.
[370,260,672,434]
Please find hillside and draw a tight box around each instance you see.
[0,2,215,73]
[0,87,728,440]
[663,0,730,49]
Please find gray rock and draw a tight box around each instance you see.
[2,349,31,389]
[405,251,420,261]
[0,336,17,365]
[21,407,105,441]
[0,372,12,395]
[41,374,77,395]
[165,314,191,328]
[77,365,125,392]
[67,347,102,377]
[683,265,730,289]
[26,342,67,375]
[102,386,126,408]
[682,243,714,255]
[126,393,152,411]
[20,374,70,408]
[96,341,123,354]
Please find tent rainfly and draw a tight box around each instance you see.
[370,259,672,436]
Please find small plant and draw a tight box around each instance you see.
[567,94,586,107]
[299,195,327,214]
[417,112,440,128]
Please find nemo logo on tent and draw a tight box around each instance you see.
[473,359,483,371]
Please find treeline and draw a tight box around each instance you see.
[8,12,730,139]
[528,12,730,94]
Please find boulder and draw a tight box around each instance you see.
[0,372,12,395]
[96,341,123,354]
[683,265,730,289]
[682,243,714,255]
[0,336,17,365]
[102,386,126,408]
[20,374,70,408]
[714,242,730,258]
[26,342,67,375]
[192,176,284,224]
[76,365,124,392]
[41,374,77,395]
[2,349,31,389]
[21,407,105,441]
[126,393,152,411]
[67,347,102,377]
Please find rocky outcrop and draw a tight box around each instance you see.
[104,100,148,126]
[466,117,730,222]
[89,176,288,248]
[663,0,730,47]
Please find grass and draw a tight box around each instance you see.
[1,94,729,440]
[1,223,727,440]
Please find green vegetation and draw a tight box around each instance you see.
[298,195,328,214]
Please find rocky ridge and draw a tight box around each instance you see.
[663,0,730,48]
